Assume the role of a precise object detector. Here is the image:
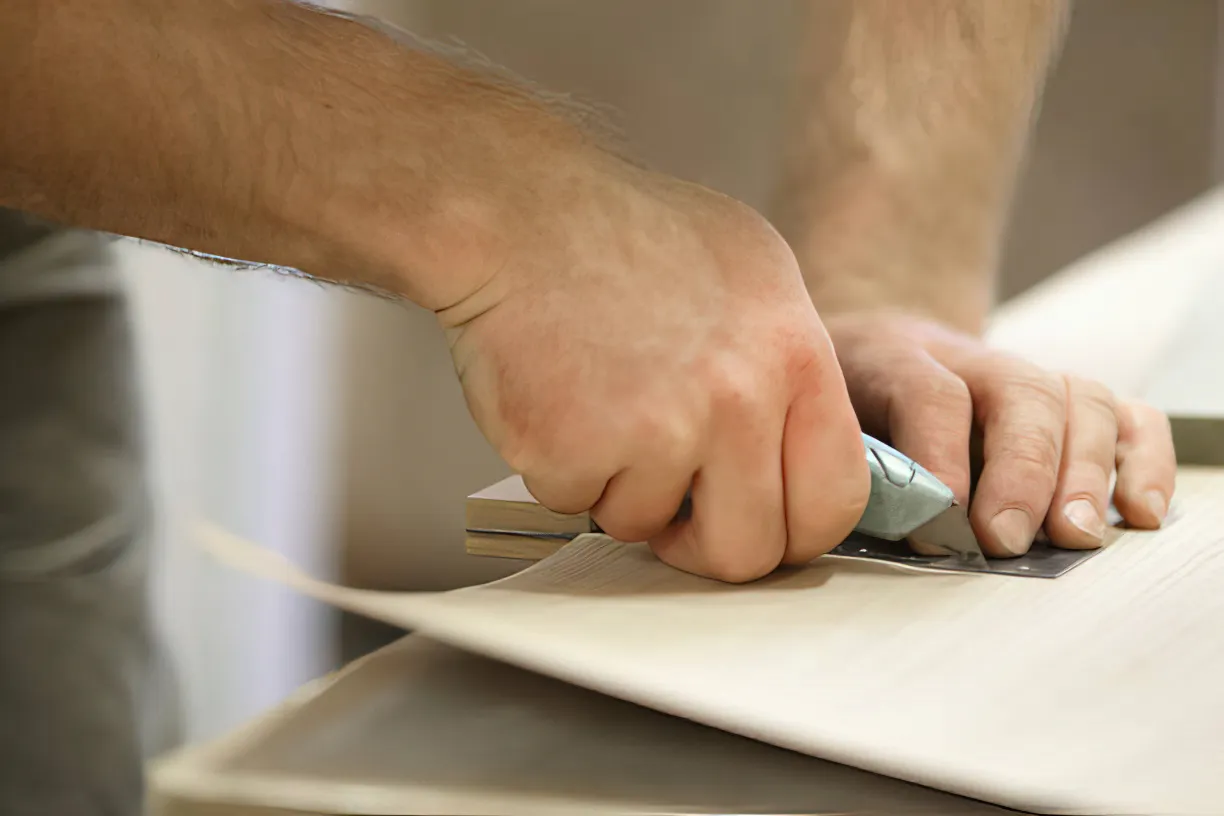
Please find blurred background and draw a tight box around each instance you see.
[128,0,1224,745]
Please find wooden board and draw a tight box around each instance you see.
[150,634,1019,816]
[465,529,568,561]
[465,474,585,560]
[467,475,594,538]
[160,192,1224,815]
[192,466,1224,814]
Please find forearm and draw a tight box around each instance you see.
[771,0,1070,334]
[0,0,582,310]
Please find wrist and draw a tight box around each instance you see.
[780,161,998,336]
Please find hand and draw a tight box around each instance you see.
[825,312,1176,557]
[436,152,870,583]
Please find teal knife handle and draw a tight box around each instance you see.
[855,433,955,541]
[588,433,954,541]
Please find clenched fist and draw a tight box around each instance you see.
[825,313,1176,557]
[437,155,871,583]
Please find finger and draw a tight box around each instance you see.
[780,342,871,566]
[1113,400,1176,528]
[591,464,695,542]
[836,344,974,505]
[883,360,975,557]
[1043,376,1118,549]
[887,360,974,505]
[963,362,1068,557]
[522,470,609,516]
[649,370,787,583]
[826,333,973,557]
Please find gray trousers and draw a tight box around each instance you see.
[0,210,179,815]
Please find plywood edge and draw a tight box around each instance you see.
[465,532,566,561]
[466,474,593,535]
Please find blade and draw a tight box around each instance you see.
[906,502,987,568]
[466,433,1106,579]
[829,503,1107,579]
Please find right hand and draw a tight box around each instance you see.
[434,149,870,583]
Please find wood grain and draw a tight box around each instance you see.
[150,635,1019,816]
[192,466,1224,814]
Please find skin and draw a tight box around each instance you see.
[773,0,1177,557]
[1,0,869,583]
[0,0,1175,577]
[439,169,869,580]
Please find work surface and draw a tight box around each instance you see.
[151,635,1020,816]
[152,189,1224,815]
[190,465,1224,815]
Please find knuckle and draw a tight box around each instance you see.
[967,353,1064,407]
[783,342,827,387]
[996,424,1064,479]
[726,200,795,259]
[501,430,571,480]
[1123,399,1173,433]
[500,438,538,476]
[701,547,779,584]
[904,367,972,413]
[522,472,596,515]
[635,411,699,457]
[1003,365,1068,412]
[704,356,764,412]
[1066,375,1117,417]
[593,512,660,544]
[494,403,572,477]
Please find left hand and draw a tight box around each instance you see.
[825,312,1177,557]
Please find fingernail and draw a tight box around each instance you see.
[988,509,1034,556]
[1063,499,1105,541]
[1144,490,1168,523]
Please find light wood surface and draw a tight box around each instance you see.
[150,635,1017,816]
[465,531,566,561]
[171,189,1224,816]
[196,465,1224,814]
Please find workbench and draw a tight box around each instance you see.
[150,190,1224,815]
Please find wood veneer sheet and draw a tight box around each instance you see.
[199,468,1224,816]
[151,635,1014,815]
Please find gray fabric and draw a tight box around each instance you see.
[0,209,180,815]
[0,211,58,258]
[0,213,122,306]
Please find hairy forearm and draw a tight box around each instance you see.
[0,0,583,310]
[771,0,1070,334]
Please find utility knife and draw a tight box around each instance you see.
[466,433,1103,579]
[835,433,1101,578]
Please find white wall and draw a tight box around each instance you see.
[123,240,344,744]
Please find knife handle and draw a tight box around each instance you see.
[589,433,954,542]
[856,433,956,541]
